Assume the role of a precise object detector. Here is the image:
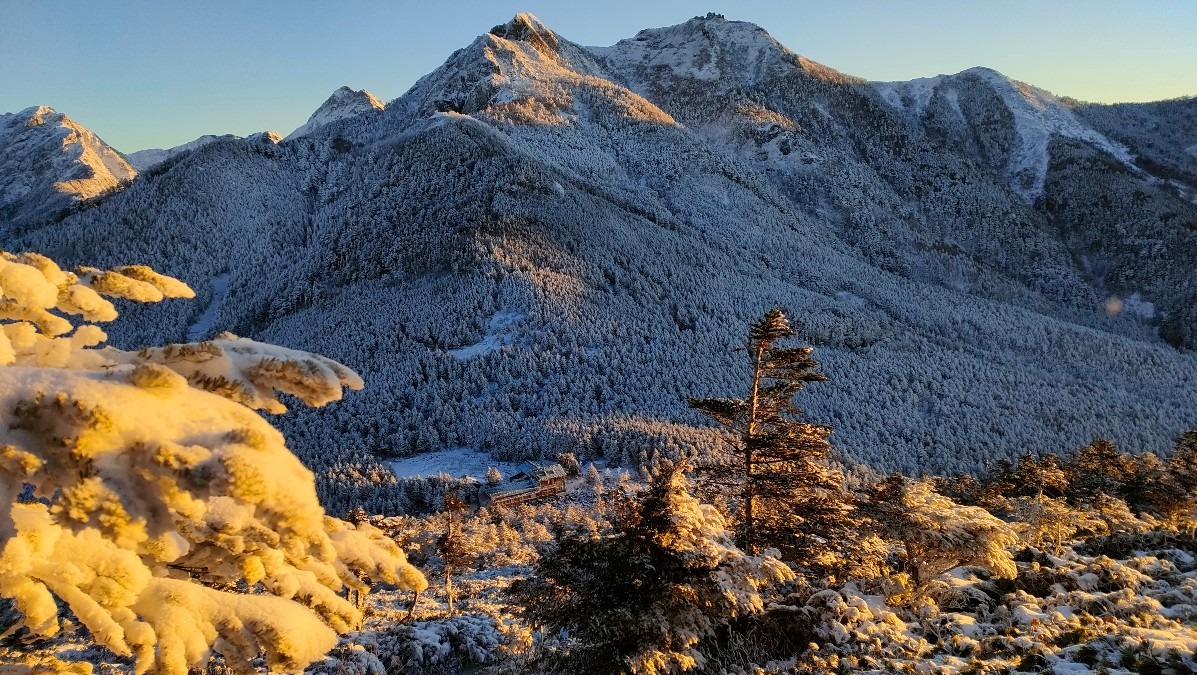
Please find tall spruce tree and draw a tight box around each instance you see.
[688,308,851,569]
[437,491,471,615]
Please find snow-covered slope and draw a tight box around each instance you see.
[0,106,135,229]
[124,134,233,171]
[875,67,1136,200]
[285,86,384,140]
[6,14,1197,516]
[123,130,282,175]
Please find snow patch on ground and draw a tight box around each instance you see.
[943,88,964,123]
[1171,179,1197,205]
[835,290,866,308]
[449,309,524,359]
[388,447,525,481]
[1121,292,1156,320]
[186,273,229,341]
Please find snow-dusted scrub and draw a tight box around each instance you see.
[310,614,502,674]
[296,466,1197,674]
[0,252,426,674]
[861,476,1018,594]
[776,543,1197,674]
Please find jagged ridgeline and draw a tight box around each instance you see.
[3,13,1196,514]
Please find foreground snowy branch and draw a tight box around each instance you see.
[0,251,426,674]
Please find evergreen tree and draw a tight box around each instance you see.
[1008,494,1098,554]
[509,461,791,674]
[1012,453,1069,498]
[585,462,605,501]
[688,308,851,568]
[1063,438,1136,504]
[556,451,582,477]
[486,466,503,485]
[1170,428,1197,496]
[437,491,472,615]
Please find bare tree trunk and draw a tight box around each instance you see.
[742,341,765,555]
[445,567,454,616]
[406,588,421,621]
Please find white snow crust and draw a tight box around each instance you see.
[589,14,795,90]
[185,272,229,341]
[388,447,525,481]
[873,75,944,119]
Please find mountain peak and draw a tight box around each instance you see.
[286,86,384,140]
[0,105,136,230]
[248,130,283,144]
[328,85,383,106]
[591,14,816,91]
[393,12,678,127]
[18,105,62,126]
[489,13,558,54]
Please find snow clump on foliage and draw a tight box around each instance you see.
[0,251,426,674]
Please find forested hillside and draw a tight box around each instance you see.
[1,13,1195,516]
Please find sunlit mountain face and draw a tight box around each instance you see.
[2,13,1195,517]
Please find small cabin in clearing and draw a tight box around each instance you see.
[481,460,567,507]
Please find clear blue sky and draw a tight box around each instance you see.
[2,0,1195,153]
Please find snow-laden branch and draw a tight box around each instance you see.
[0,251,426,674]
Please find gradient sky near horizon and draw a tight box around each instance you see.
[2,0,1195,153]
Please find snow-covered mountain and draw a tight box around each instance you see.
[285,86,384,140]
[3,13,1196,515]
[124,134,234,171]
[125,130,287,172]
[0,106,136,230]
[874,67,1137,200]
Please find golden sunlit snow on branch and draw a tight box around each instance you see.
[0,251,426,674]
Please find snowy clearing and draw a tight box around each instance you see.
[185,272,229,341]
[388,447,526,481]
[448,309,524,360]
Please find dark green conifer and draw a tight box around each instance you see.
[688,308,851,571]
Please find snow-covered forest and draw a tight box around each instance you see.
[3,9,1197,674]
[2,15,1195,522]
[2,255,1196,672]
